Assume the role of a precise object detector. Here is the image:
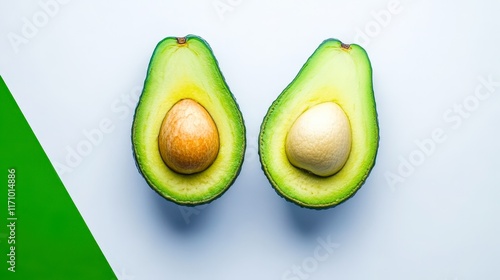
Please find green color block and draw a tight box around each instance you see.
[0,76,116,279]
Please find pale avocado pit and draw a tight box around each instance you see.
[158,98,220,174]
[285,101,352,177]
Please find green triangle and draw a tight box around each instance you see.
[0,77,116,279]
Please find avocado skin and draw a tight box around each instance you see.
[132,35,246,206]
[259,38,379,209]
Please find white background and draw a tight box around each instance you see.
[2,1,500,279]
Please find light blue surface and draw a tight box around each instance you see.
[1,1,500,279]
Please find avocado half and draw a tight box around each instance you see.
[259,39,379,209]
[132,35,246,205]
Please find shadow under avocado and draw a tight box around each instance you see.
[284,195,363,237]
[149,188,216,235]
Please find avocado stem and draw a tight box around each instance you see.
[177,37,187,44]
[340,43,351,49]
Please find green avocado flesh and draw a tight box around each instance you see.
[132,35,245,205]
[259,39,379,209]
